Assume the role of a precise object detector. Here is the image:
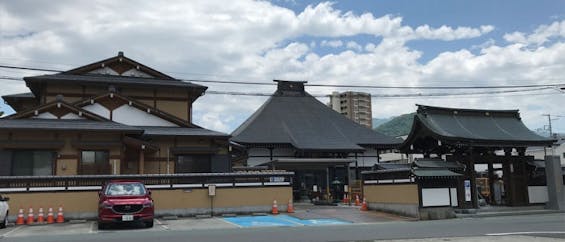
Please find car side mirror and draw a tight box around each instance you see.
[148,190,152,196]
[1,197,8,202]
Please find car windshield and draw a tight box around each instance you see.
[105,183,146,196]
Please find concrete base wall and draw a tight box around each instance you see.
[367,203,456,220]
[155,205,288,217]
[419,207,456,220]
[367,202,419,218]
[4,186,291,220]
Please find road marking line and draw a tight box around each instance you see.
[2,225,24,237]
[486,231,565,236]
[219,217,242,228]
[155,219,169,230]
[276,216,306,226]
[89,221,96,234]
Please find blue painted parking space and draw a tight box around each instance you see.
[224,215,350,228]
[276,215,350,226]
[224,215,299,227]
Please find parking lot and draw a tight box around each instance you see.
[0,205,412,239]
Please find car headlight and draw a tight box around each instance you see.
[99,201,112,209]
[143,200,154,208]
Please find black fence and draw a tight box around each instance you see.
[0,172,294,193]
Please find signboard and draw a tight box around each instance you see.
[464,180,471,202]
[208,185,216,196]
[269,176,285,182]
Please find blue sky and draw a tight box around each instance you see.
[1,0,565,134]
[273,0,565,61]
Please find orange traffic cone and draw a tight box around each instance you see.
[37,207,45,223]
[271,200,279,215]
[56,205,64,223]
[287,199,294,213]
[46,207,54,224]
[16,208,25,225]
[355,195,361,206]
[360,197,368,211]
[342,194,348,204]
[26,207,34,225]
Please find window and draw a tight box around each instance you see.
[105,183,146,196]
[80,150,110,175]
[11,150,54,176]
[175,155,211,173]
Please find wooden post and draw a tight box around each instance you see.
[469,158,478,208]
[326,167,330,201]
[139,149,145,175]
[487,160,495,204]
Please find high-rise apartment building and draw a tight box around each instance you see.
[328,91,372,128]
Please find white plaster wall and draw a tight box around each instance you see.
[528,186,549,204]
[112,105,178,127]
[527,145,565,165]
[33,112,57,119]
[422,188,451,207]
[450,188,458,207]
[247,148,295,167]
[88,67,119,75]
[61,113,85,119]
[122,68,153,78]
[82,103,110,119]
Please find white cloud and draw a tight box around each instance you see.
[472,38,496,50]
[504,20,565,45]
[294,2,493,42]
[0,1,563,133]
[320,40,343,48]
[345,41,362,51]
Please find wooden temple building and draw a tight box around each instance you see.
[231,80,401,201]
[0,52,230,176]
[396,105,555,208]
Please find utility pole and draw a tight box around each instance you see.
[542,114,565,138]
[542,114,553,137]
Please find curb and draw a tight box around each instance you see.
[161,216,179,220]
[455,209,563,218]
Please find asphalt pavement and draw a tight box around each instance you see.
[0,212,563,242]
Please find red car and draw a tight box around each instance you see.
[98,181,154,229]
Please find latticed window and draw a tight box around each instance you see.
[80,150,110,175]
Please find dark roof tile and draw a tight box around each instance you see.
[24,74,206,91]
[402,104,555,147]
[231,81,402,151]
[139,126,229,137]
[0,119,142,133]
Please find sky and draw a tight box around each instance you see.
[1,0,565,135]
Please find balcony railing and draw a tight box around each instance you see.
[0,172,294,193]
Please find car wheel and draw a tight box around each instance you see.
[0,212,7,229]
[145,220,153,228]
[97,222,107,230]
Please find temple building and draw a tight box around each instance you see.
[0,52,230,176]
[398,105,555,208]
[231,80,401,201]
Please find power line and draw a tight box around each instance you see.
[0,65,61,73]
[0,76,560,99]
[1,64,565,90]
[205,87,555,98]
